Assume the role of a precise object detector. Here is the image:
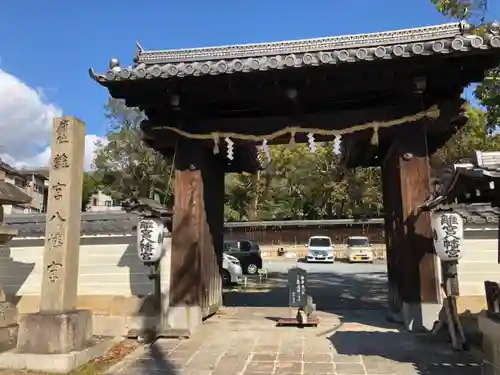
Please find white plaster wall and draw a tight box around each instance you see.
[458,239,500,296]
[0,234,494,301]
[0,236,167,298]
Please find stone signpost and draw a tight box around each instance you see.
[17,117,91,354]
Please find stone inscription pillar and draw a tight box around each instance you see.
[40,117,85,312]
[17,117,92,354]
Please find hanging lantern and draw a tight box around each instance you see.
[430,211,464,261]
[137,218,165,263]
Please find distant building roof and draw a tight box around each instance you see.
[0,161,23,178]
[5,212,139,237]
[19,168,49,180]
[422,151,500,229]
[425,151,500,210]
[0,181,32,205]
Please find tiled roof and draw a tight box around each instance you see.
[4,212,139,237]
[89,22,500,83]
[19,168,49,179]
[425,159,500,210]
[0,182,32,205]
[0,161,23,177]
[432,203,500,224]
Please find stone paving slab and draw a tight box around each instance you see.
[106,307,482,375]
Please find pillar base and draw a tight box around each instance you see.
[163,306,202,336]
[402,302,441,332]
[0,302,18,344]
[17,310,92,354]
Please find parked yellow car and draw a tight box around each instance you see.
[346,236,374,263]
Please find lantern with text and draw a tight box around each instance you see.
[431,212,464,261]
[137,218,165,263]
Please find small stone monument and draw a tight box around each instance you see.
[17,117,92,353]
[277,267,318,327]
[0,171,32,344]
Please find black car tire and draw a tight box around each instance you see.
[246,263,259,275]
[222,269,231,286]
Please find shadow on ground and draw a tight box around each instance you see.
[329,327,482,374]
[223,270,389,313]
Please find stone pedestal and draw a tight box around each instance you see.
[0,302,18,344]
[402,301,442,332]
[17,310,92,354]
[479,314,500,375]
[0,227,22,346]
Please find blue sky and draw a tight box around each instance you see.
[0,0,498,166]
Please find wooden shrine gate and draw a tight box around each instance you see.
[90,21,500,334]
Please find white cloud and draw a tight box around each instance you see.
[0,68,105,171]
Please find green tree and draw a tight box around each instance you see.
[476,69,500,133]
[431,0,499,130]
[93,98,174,204]
[430,0,488,21]
[81,172,98,211]
[224,142,384,221]
[432,104,500,167]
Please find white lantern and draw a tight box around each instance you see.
[137,218,165,263]
[430,212,464,261]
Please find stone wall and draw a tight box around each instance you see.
[457,239,500,314]
[0,235,166,336]
[0,208,497,338]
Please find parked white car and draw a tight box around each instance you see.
[346,236,374,263]
[222,253,243,286]
[306,236,335,263]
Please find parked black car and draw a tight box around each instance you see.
[223,240,263,275]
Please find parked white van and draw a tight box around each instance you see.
[346,236,374,263]
[306,236,335,263]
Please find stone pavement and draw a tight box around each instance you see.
[106,307,482,375]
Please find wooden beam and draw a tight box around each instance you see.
[344,95,466,167]
[147,100,428,141]
[144,131,259,174]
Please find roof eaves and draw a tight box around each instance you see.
[89,21,500,85]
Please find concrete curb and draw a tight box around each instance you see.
[0,337,121,373]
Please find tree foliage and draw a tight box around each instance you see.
[81,172,99,211]
[93,98,174,203]
[91,97,498,220]
[223,106,498,221]
[224,143,383,221]
[431,106,500,166]
[430,0,488,21]
[431,0,499,130]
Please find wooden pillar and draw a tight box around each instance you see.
[165,139,224,333]
[382,121,441,331]
[381,157,403,320]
